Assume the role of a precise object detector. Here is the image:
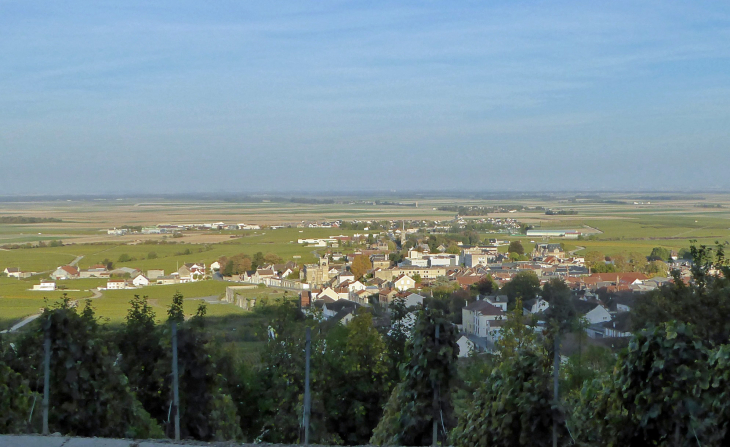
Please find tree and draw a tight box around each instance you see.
[118,295,168,424]
[645,259,669,277]
[147,251,158,260]
[384,297,410,381]
[451,349,565,447]
[561,343,614,394]
[318,310,391,444]
[449,289,470,324]
[350,254,372,280]
[571,322,728,445]
[118,253,131,263]
[500,271,540,307]
[628,251,648,273]
[679,247,693,260]
[507,240,525,255]
[0,361,35,434]
[542,278,576,333]
[2,297,162,438]
[584,250,605,270]
[252,252,265,270]
[256,302,309,443]
[611,252,628,272]
[371,309,458,446]
[446,244,461,255]
[473,274,497,296]
[263,253,283,265]
[632,242,730,345]
[163,295,242,440]
[494,298,538,361]
[389,251,405,265]
[649,246,671,261]
[230,253,252,274]
[541,277,578,446]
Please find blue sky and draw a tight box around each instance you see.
[1,1,729,194]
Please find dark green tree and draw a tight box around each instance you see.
[632,242,730,344]
[162,297,242,441]
[318,310,391,444]
[500,271,540,308]
[571,322,728,445]
[252,252,265,270]
[2,297,162,438]
[508,240,525,256]
[371,309,458,446]
[649,246,671,261]
[0,361,36,434]
[473,275,496,296]
[117,295,168,423]
[384,297,410,381]
[256,302,308,443]
[451,349,565,447]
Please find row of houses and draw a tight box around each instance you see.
[20,262,210,291]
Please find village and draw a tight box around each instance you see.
[3,215,691,359]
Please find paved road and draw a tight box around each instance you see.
[0,313,41,334]
[69,255,84,266]
[569,245,585,256]
[87,288,103,299]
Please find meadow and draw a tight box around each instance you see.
[2,193,730,330]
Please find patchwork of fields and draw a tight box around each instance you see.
[2,193,730,330]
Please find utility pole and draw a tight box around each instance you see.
[432,323,440,447]
[303,327,312,445]
[553,334,559,447]
[172,322,180,441]
[42,320,51,435]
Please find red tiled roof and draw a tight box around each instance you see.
[60,266,78,275]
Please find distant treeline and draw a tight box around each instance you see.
[545,209,578,215]
[437,206,492,216]
[569,198,627,204]
[1,240,64,250]
[372,201,417,207]
[221,196,335,204]
[695,203,724,208]
[0,216,63,224]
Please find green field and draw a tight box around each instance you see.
[0,276,289,330]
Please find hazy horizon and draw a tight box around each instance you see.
[2,1,729,194]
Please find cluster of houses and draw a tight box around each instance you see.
[223,238,680,357]
[19,262,210,291]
